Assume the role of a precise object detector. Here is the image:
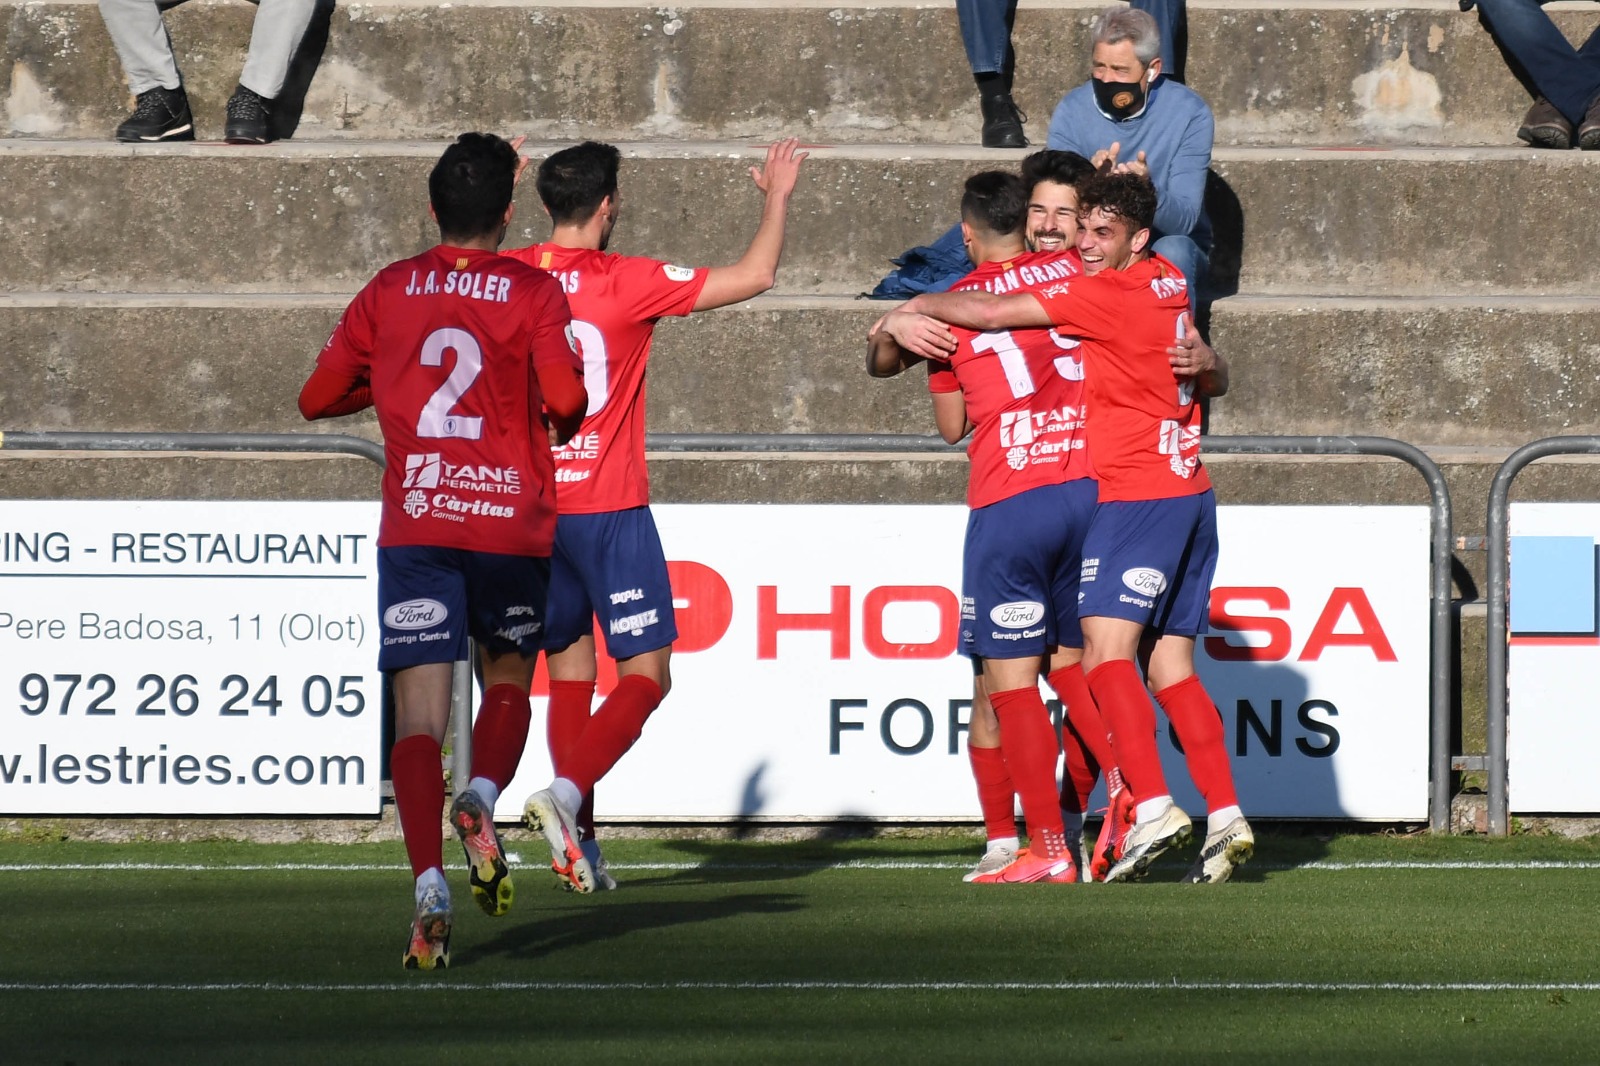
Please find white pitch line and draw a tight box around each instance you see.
[1,979,1599,994]
[5,859,1600,873]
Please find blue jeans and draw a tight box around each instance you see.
[1152,233,1208,314]
[956,0,1015,74]
[1475,0,1600,124]
[1130,0,1186,81]
[959,0,1186,81]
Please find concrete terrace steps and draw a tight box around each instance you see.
[3,140,1599,294]
[7,290,1600,444]
[2,0,1588,145]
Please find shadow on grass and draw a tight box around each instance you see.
[460,892,805,967]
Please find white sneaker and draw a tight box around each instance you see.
[565,837,618,892]
[963,842,1018,883]
[522,788,595,894]
[1103,801,1193,883]
[1182,816,1255,885]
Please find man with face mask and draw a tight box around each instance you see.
[1045,6,1212,312]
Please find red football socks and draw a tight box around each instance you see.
[469,683,532,795]
[1047,664,1118,771]
[967,743,1016,842]
[987,685,1066,851]
[1059,719,1100,815]
[1155,674,1240,812]
[1087,659,1170,800]
[555,674,664,796]
[391,733,445,878]
[547,680,598,835]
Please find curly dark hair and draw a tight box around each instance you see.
[428,132,519,241]
[1020,149,1095,197]
[1077,171,1159,234]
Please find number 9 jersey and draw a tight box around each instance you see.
[316,246,581,556]
[501,244,709,514]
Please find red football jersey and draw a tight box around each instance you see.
[317,245,580,555]
[927,251,1093,509]
[501,244,708,513]
[1028,254,1209,503]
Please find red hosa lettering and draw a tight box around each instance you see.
[1205,586,1395,663]
[861,586,959,660]
[757,586,851,659]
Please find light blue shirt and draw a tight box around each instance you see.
[1046,76,1213,251]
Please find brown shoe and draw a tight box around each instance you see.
[1579,96,1600,150]
[1518,97,1573,149]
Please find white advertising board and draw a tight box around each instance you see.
[0,502,382,815]
[1505,503,1600,813]
[495,504,1431,822]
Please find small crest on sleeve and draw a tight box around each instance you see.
[662,264,696,282]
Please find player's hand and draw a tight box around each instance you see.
[508,135,534,186]
[880,311,957,360]
[1091,142,1121,172]
[1112,150,1149,179]
[752,137,808,200]
[1168,323,1215,377]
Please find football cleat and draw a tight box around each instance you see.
[963,841,1019,883]
[450,789,513,917]
[972,847,1078,884]
[557,839,619,892]
[1103,801,1193,883]
[403,885,451,971]
[523,788,594,894]
[1090,787,1136,882]
[1182,816,1255,885]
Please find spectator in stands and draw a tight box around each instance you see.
[1045,6,1211,308]
[98,0,317,143]
[960,0,1186,149]
[1464,0,1600,149]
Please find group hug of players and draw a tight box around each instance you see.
[297,130,1251,971]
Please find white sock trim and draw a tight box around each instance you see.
[1208,805,1244,834]
[1135,796,1173,823]
[550,777,582,813]
[467,776,500,811]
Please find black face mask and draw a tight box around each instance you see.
[1092,74,1149,121]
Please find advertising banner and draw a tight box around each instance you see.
[1506,503,1600,812]
[497,504,1431,822]
[0,502,382,815]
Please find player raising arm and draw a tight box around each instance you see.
[503,138,807,892]
[299,132,586,968]
[888,171,1252,885]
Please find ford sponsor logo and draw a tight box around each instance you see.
[990,601,1045,629]
[1121,568,1167,597]
[385,598,446,630]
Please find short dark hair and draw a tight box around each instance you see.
[1020,150,1095,197]
[428,132,519,241]
[1077,171,1159,234]
[959,170,1027,238]
[535,141,622,226]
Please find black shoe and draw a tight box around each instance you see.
[114,85,195,142]
[980,94,1028,149]
[1579,96,1600,151]
[1517,97,1572,150]
[224,84,275,144]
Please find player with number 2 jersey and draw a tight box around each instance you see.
[503,138,807,893]
[300,133,587,970]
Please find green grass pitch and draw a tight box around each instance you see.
[6,831,1600,1064]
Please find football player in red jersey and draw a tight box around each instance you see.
[503,138,807,891]
[870,168,1122,884]
[883,171,1251,885]
[299,132,586,968]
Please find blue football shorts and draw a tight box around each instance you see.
[1077,489,1219,637]
[543,506,679,659]
[960,479,1097,660]
[376,545,551,671]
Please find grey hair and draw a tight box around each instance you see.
[1089,6,1161,66]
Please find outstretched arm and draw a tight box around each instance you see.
[692,138,809,311]
[881,291,1051,352]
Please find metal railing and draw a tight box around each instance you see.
[4,429,1455,828]
[1484,436,1600,837]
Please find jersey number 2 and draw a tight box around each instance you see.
[416,327,484,440]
